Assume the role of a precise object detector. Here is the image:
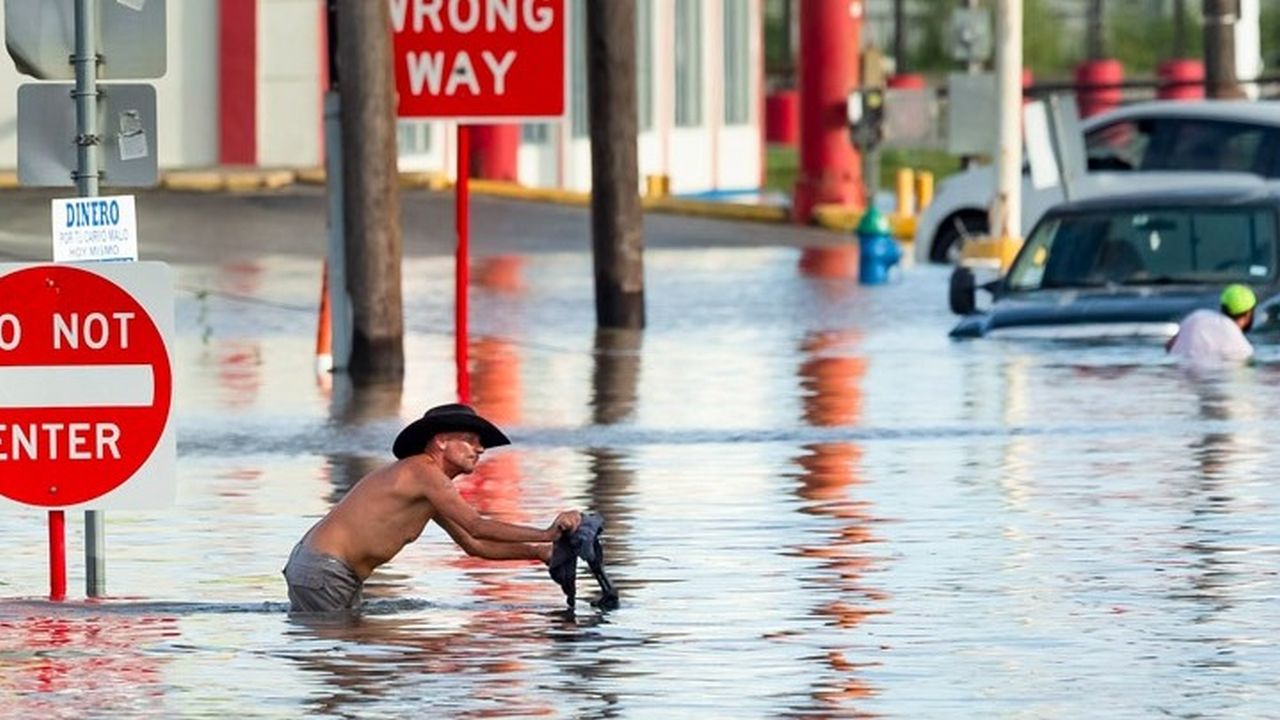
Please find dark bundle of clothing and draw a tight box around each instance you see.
[548,512,619,610]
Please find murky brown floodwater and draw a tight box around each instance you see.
[4,246,1280,718]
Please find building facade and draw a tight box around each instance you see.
[0,0,764,197]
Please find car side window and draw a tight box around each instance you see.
[1159,120,1271,173]
[1085,120,1155,171]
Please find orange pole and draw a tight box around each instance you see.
[316,260,332,370]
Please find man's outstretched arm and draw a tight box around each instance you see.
[436,516,552,563]
[422,474,580,543]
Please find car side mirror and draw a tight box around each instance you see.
[949,266,976,315]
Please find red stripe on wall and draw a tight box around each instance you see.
[219,0,257,165]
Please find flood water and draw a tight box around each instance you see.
[4,244,1280,718]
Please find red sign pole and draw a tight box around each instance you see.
[455,125,471,404]
[48,510,66,601]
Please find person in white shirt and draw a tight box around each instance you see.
[1166,284,1257,364]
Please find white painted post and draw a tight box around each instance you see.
[991,0,1023,271]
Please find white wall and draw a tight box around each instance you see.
[0,0,219,171]
[257,0,322,167]
[154,0,219,168]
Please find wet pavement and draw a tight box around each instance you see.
[2,188,1280,717]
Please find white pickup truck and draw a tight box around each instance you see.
[914,100,1280,264]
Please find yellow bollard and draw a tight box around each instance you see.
[645,174,670,199]
[914,171,934,212]
[997,235,1024,272]
[894,168,916,218]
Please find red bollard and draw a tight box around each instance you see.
[1157,59,1205,100]
[887,73,926,90]
[765,90,799,145]
[469,124,520,182]
[1075,59,1124,118]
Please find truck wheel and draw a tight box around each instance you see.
[931,211,990,264]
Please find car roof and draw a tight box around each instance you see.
[1048,176,1280,215]
[1084,100,1280,129]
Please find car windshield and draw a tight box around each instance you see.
[1005,205,1278,290]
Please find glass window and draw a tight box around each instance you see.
[636,0,653,131]
[723,0,750,125]
[674,0,703,127]
[1084,120,1154,171]
[1160,120,1270,173]
[1007,206,1278,291]
[522,124,551,144]
[396,120,432,155]
[570,0,588,137]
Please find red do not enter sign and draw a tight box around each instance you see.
[0,264,174,508]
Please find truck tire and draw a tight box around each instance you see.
[930,211,990,264]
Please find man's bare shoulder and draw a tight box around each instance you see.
[383,455,452,495]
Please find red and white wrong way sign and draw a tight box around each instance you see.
[391,0,566,120]
[0,262,175,510]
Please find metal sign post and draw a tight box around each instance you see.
[74,0,106,598]
[455,126,471,403]
[10,0,165,600]
[390,0,567,403]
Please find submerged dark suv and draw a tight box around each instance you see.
[949,179,1280,339]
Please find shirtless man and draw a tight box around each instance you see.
[283,403,582,612]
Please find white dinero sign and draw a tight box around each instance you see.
[50,195,139,263]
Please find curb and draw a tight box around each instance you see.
[812,204,917,243]
[1,166,925,234]
[162,169,298,193]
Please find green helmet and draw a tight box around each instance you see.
[1220,284,1257,317]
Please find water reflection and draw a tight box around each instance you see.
[798,246,858,280]
[326,374,404,427]
[790,330,886,714]
[590,328,642,426]
[0,613,176,716]
[284,611,554,718]
[323,374,404,500]
[1175,372,1257,628]
[585,328,641,572]
[474,255,525,294]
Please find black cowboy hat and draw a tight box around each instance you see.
[392,403,511,459]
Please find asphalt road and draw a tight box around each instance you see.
[0,186,847,265]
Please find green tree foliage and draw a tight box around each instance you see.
[1105,4,1202,74]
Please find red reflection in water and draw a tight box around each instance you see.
[0,613,176,714]
[793,330,888,713]
[474,255,525,294]
[454,336,556,607]
[216,467,264,499]
[216,341,262,409]
[799,246,859,279]
[799,331,866,428]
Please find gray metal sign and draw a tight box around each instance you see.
[946,73,997,156]
[18,82,157,187]
[949,7,992,64]
[5,0,166,79]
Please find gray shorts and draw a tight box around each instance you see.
[282,539,364,613]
